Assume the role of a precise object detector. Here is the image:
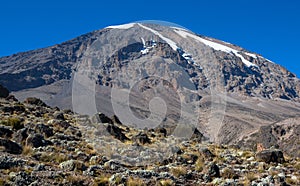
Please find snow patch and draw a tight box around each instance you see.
[106,23,136,29]
[174,29,259,68]
[245,52,257,59]
[138,24,178,51]
[137,24,202,70]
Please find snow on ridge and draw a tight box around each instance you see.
[245,52,257,59]
[106,23,136,29]
[137,24,202,70]
[174,29,259,68]
[137,23,178,51]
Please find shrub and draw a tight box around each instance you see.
[22,145,33,156]
[170,166,187,177]
[195,156,205,172]
[1,118,24,130]
[94,175,110,186]
[126,176,145,186]
[222,167,238,179]
[159,179,174,186]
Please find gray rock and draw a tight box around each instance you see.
[255,149,285,163]
[59,160,85,171]
[92,112,113,124]
[33,164,45,171]
[133,132,151,145]
[12,171,33,186]
[13,128,28,144]
[53,111,65,120]
[199,147,215,160]
[130,170,159,178]
[109,173,127,185]
[35,124,53,137]
[0,156,25,169]
[106,124,129,142]
[24,97,47,107]
[207,162,220,178]
[26,134,52,148]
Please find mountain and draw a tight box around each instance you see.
[0,22,300,157]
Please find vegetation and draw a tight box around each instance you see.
[1,117,24,130]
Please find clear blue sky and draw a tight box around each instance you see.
[1,0,299,76]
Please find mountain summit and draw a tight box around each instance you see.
[0,22,299,156]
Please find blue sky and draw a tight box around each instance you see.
[1,0,299,76]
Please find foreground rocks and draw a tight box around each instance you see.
[0,97,300,185]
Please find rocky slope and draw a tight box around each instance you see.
[0,22,300,157]
[0,96,300,185]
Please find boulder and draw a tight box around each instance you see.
[0,138,23,154]
[106,124,129,142]
[24,97,47,107]
[0,126,13,138]
[92,113,113,124]
[155,127,167,137]
[207,162,220,178]
[255,149,285,163]
[35,124,54,137]
[13,128,28,144]
[26,134,52,148]
[0,84,9,98]
[133,132,151,145]
[111,115,122,125]
[53,111,65,120]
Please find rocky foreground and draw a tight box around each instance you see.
[0,95,300,186]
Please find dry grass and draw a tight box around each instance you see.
[222,167,238,179]
[245,172,258,182]
[170,166,187,178]
[195,156,205,172]
[39,152,68,164]
[22,145,33,156]
[159,179,174,186]
[93,174,111,186]
[126,176,146,186]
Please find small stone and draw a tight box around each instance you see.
[199,147,215,160]
[53,111,65,120]
[247,156,255,161]
[59,160,85,171]
[207,162,220,178]
[89,156,101,165]
[33,164,45,171]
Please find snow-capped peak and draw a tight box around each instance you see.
[106,23,136,29]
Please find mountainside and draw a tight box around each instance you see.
[0,97,299,185]
[0,22,300,155]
